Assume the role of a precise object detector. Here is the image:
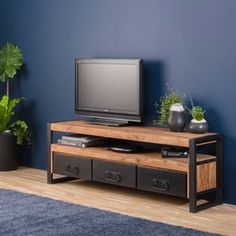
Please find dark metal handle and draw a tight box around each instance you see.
[65,165,80,175]
[73,166,80,175]
[152,178,170,191]
[105,170,121,183]
[65,165,71,173]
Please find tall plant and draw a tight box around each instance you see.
[0,43,23,97]
[0,42,30,145]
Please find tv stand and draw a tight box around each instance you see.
[87,118,129,127]
[47,120,223,213]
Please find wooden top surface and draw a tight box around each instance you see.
[50,120,217,147]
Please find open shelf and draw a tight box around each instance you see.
[51,144,216,173]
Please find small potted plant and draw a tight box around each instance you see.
[0,42,30,171]
[154,90,186,132]
[188,100,208,134]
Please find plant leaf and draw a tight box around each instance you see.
[0,95,23,134]
[154,90,184,126]
[10,120,28,145]
[0,42,23,81]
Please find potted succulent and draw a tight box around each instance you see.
[188,99,208,133]
[154,90,186,132]
[0,42,30,171]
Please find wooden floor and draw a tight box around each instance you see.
[0,167,235,235]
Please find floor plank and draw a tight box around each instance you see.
[0,167,235,235]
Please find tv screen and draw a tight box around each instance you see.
[75,59,143,123]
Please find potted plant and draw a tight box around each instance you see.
[0,42,30,171]
[154,90,186,132]
[188,99,208,133]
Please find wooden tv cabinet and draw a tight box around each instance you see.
[47,120,223,213]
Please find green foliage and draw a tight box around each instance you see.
[0,95,23,132]
[154,91,184,126]
[0,95,29,145]
[0,43,23,82]
[0,42,30,146]
[10,120,29,145]
[191,106,205,121]
[189,97,205,121]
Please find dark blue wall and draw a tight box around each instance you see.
[1,0,236,204]
[0,1,7,45]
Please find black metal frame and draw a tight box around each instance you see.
[47,123,52,184]
[47,123,76,184]
[189,135,223,213]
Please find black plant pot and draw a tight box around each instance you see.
[0,133,17,171]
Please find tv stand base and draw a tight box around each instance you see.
[47,120,223,213]
[87,118,129,126]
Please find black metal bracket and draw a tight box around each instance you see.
[189,135,223,213]
[47,123,53,184]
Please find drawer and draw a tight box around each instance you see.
[93,160,136,188]
[53,153,92,180]
[137,167,186,198]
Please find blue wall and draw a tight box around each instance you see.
[1,0,236,204]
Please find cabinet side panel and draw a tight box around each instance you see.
[197,162,216,192]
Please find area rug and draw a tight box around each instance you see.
[0,189,218,236]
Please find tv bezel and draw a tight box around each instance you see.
[75,58,143,123]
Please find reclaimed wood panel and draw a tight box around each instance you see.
[197,162,216,193]
[50,121,217,147]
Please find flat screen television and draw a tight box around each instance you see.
[75,59,143,126]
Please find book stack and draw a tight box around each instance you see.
[57,135,105,148]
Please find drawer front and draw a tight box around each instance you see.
[53,153,92,180]
[93,160,136,188]
[137,167,186,198]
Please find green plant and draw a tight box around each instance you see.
[154,90,184,126]
[188,97,205,121]
[0,43,23,96]
[0,42,30,145]
[0,95,29,145]
[188,98,205,121]
[190,106,205,121]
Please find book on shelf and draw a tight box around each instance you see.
[61,134,104,143]
[57,138,105,148]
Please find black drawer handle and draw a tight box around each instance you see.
[73,167,80,175]
[65,165,71,173]
[152,178,170,191]
[105,170,121,183]
[64,165,80,175]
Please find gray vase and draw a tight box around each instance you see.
[189,119,208,134]
[168,110,186,132]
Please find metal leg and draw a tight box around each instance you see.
[189,139,197,213]
[216,136,223,203]
[47,123,77,184]
[47,123,53,184]
[189,135,223,213]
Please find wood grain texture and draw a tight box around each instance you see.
[50,120,217,147]
[51,144,216,173]
[197,162,216,192]
[0,167,235,236]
